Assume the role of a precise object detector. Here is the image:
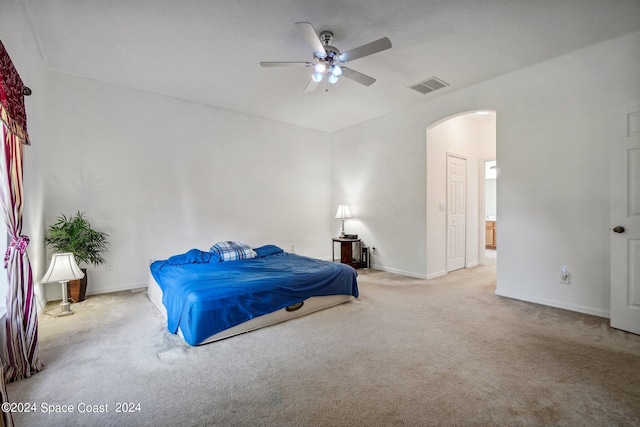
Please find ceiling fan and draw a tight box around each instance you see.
[260,22,392,92]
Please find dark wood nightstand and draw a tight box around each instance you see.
[332,237,362,268]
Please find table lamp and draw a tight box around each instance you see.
[335,205,354,237]
[41,253,84,317]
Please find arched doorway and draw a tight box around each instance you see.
[425,110,497,278]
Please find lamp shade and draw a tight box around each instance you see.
[41,253,84,283]
[335,205,354,220]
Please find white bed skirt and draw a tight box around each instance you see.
[146,272,354,345]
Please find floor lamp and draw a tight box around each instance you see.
[41,253,84,317]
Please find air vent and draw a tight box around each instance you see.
[409,77,449,94]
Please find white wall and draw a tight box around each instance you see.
[331,113,427,276]
[38,72,331,298]
[332,30,640,317]
[491,32,639,317]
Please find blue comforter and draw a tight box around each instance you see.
[150,245,359,345]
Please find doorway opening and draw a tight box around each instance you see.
[483,160,497,266]
[425,110,497,279]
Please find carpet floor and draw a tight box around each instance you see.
[6,265,640,426]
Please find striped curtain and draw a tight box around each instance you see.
[0,124,42,384]
[0,39,41,427]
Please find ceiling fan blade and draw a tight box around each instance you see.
[341,67,376,86]
[259,61,312,67]
[339,37,392,62]
[303,78,320,93]
[295,22,327,57]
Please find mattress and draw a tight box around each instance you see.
[147,272,354,344]
[148,246,358,345]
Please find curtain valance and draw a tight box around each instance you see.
[0,40,29,145]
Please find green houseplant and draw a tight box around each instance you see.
[45,211,109,302]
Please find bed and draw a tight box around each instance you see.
[147,243,359,345]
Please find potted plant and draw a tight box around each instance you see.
[45,211,109,302]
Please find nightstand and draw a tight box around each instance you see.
[332,237,362,268]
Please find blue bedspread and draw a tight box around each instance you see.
[150,246,358,345]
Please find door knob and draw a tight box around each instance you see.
[612,226,625,233]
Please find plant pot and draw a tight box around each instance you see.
[67,268,88,302]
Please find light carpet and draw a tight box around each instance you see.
[6,265,640,426]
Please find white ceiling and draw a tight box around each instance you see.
[21,0,640,133]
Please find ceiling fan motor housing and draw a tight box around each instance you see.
[319,31,334,46]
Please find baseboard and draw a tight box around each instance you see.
[425,264,481,280]
[87,281,148,297]
[426,270,447,279]
[371,265,427,280]
[495,288,610,318]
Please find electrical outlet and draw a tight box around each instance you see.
[372,247,377,254]
[290,245,295,253]
[105,261,113,272]
[560,267,570,284]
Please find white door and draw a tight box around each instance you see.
[610,112,640,335]
[447,154,466,272]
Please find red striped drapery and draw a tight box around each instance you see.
[0,39,41,427]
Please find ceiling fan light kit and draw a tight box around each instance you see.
[260,22,392,92]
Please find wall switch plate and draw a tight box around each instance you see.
[560,268,570,284]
